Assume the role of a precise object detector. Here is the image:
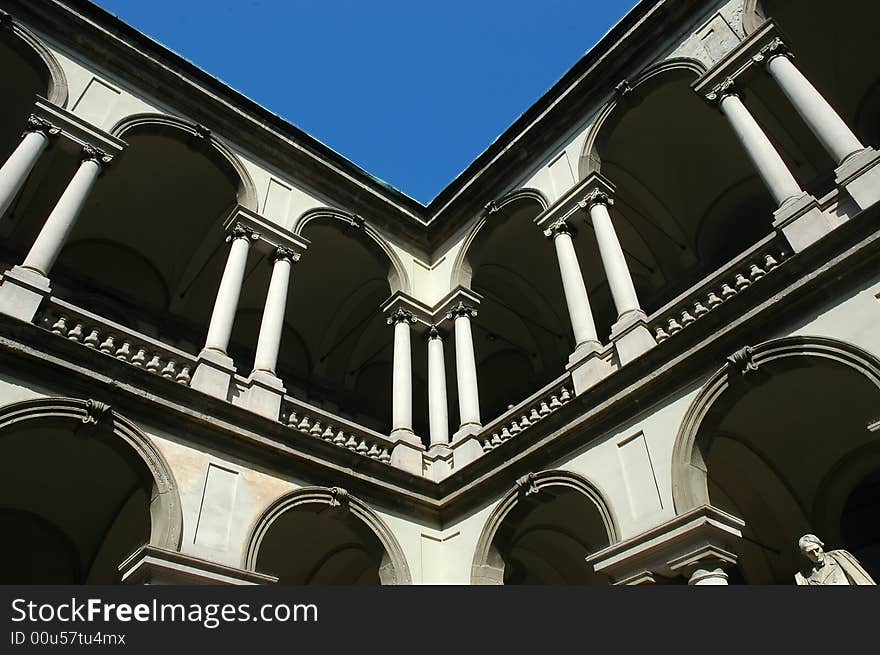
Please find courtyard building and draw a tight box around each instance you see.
[0,0,878,584]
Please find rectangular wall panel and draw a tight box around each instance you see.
[617,432,663,520]
[263,178,292,224]
[71,77,121,127]
[193,463,239,550]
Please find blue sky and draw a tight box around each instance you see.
[91,0,638,203]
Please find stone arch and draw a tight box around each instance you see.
[450,187,549,290]
[243,486,412,585]
[742,0,768,36]
[578,58,707,180]
[672,336,880,514]
[2,15,69,107]
[471,470,619,584]
[110,113,258,211]
[294,207,410,294]
[0,396,183,551]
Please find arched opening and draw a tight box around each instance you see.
[228,213,415,435]
[472,472,617,584]
[460,196,572,421]
[754,1,880,148]
[0,398,182,584]
[675,339,880,584]
[581,65,778,314]
[245,487,411,585]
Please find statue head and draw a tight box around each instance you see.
[798,534,826,564]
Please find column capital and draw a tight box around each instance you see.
[752,36,793,66]
[81,143,114,168]
[446,301,478,321]
[23,114,60,139]
[387,307,417,326]
[704,77,742,105]
[270,245,300,264]
[428,325,443,340]
[580,188,615,211]
[542,217,573,239]
[227,221,261,243]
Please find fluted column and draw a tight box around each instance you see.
[759,39,863,165]
[585,190,642,320]
[543,217,600,350]
[387,308,415,439]
[0,115,58,218]
[427,327,450,448]
[709,81,803,207]
[22,144,112,276]
[204,223,258,354]
[447,301,481,434]
[251,247,298,376]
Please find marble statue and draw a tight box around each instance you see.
[794,534,876,585]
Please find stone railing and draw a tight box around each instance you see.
[649,235,790,343]
[35,297,195,385]
[480,373,574,452]
[280,396,394,464]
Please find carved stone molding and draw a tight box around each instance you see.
[515,472,540,497]
[725,345,758,377]
[24,114,60,139]
[751,36,792,66]
[542,217,572,239]
[270,246,301,264]
[705,77,740,105]
[228,222,260,243]
[446,301,478,321]
[580,188,614,211]
[81,143,114,167]
[81,398,112,427]
[386,307,416,326]
[483,200,500,217]
[328,486,350,508]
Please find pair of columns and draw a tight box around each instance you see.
[705,36,872,248]
[386,299,481,449]
[0,110,121,322]
[192,221,304,419]
[542,177,655,387]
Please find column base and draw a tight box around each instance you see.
[610,310,656,366]
[835,147,880,211]
[0,265,51,322]
[119,545,277,585]
[566,341,614,396]
[452,433,484,470]
[424,443,453,482]
[772,191,837,253]
[240,369,286,420]
[190,348,237,401]
[390,437,425,475]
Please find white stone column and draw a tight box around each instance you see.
[22,144,112,276]
[204,224,257,354]
[711,83,803,207]
[0,115,58,219]
[585,190,641,319]
[387,308,415,440]
[762,39,863,165]
[543,217,600,350]
[448,302,481,434]
[688,568,729,586]
[427,327,450,448]
[251,247,297,376]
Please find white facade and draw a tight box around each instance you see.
[0,0,878,585]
